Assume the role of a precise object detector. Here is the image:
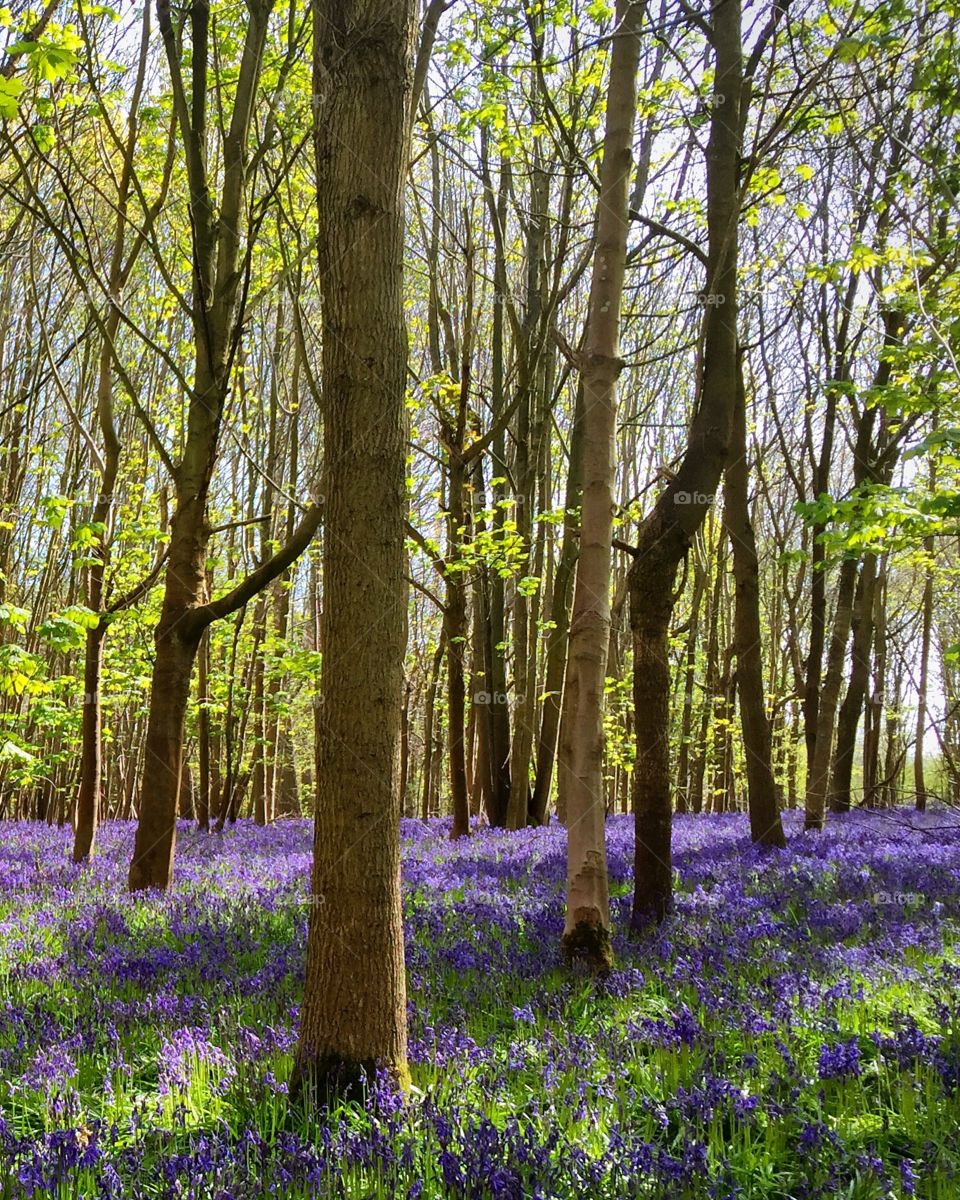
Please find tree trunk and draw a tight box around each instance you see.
[675,556,706,814]
[293,0,415,1101]
[442,431,470,837]
[197,627,211,831]
[804,313,902,828]
[723,356,785,847]
[914,531,934,810]
[420,639,444,820]
[630,0,742,927]
[531,381,585,825]
[129,619,202,888]
[559,0,643,971]
[804,555,858,829]
[129,0,279,887]
[830,555,877,812]
[73,620,107,862]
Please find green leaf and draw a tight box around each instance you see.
[0,76,23,120]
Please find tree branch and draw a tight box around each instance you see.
[193,501,322,628]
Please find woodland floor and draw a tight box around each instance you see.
[0,809,959,1198]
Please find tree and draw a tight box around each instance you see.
[128,0,321,890]
[723,355,785,847]
[559,0,644,971]
[629,0,743,925]
[292,0,416,1101]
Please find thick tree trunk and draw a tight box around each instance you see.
[128,614,203,888]
[559,0,643,971]
[630,541,679,921]
[630,0,742,927]
[293,0,415,1101]
[129,445,212,887]
[723,358,785,847]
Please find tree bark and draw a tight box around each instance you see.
[914,530,934,810]
[723,356,785,847]
[630,0,742,927]
[293,0,415,1101]
[830,555,877,812]
[531,381,585,824]
[559,0,643,971]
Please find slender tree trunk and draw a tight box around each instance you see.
[804,555,858,829]
[532,382,585,825]
[690,547,720,815]
[802,392,838,771]
[73,620,107,862]
[179,757,195,820]
[830,556,877,812]
[675,557,705,814]
[863,557,887,807]
[723,356,784,847]
[293,0,415,1100]
[400,677,411,817]
[420,639,444,820]
[914,530,934,810]
[559,0,643,970]
[804,314,902,828]
[442,435,470,837]
[197,627,211,832]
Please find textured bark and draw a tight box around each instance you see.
[723,358,785,847]
[675,557,705,815]
[196,628,211,832]
[630,0,742,927]
[559,0,643,971]
[914,530,934,811]
[129,625,202,888]
[531,382,585,825]
[830,556,877,812]
[420,639,444,820]
[802,390,837,771]
[804,555,858,830]
[293,0,415,1101]
[863,558,887,807]
[506,145,550,832]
